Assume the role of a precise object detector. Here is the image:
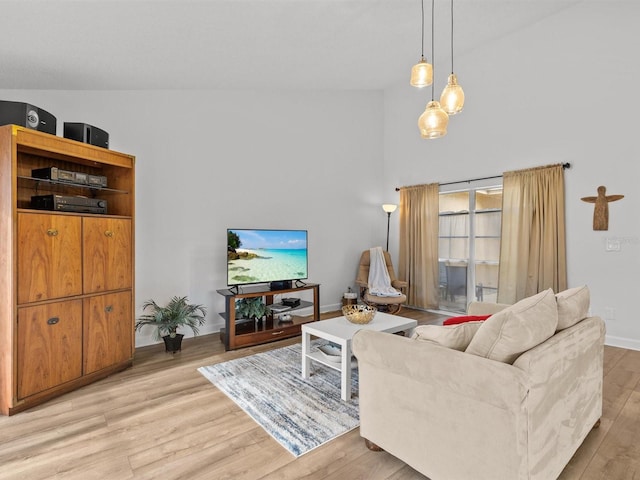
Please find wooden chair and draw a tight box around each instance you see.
[355,250,407,314]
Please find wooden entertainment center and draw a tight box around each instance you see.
[216,283,320,350]
[0,125,135,415]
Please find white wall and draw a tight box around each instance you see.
[383,1,640,349]
[1,89,386,346]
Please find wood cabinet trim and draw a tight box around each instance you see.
[13,125,135,168]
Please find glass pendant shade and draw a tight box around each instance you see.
[418,100,449,139]
[440,73,465,115]
[410,57,433,87]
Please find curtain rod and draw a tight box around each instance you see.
[395,162,571,191]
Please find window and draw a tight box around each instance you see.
[438,186,502,312]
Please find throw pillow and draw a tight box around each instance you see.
[556,285,590,331]
[412,322,484,351]
[443,314,491,326]
[465,288,558,364]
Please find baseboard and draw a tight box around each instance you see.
[322,303,343,314]
[605,335,640,352]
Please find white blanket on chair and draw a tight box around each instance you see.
[368,247,403,297]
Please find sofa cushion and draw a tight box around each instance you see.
[465,288,558,364]
[411,322,482,352]
[443,314,491,326]
[412,322,484,351]
[556,285,590,331]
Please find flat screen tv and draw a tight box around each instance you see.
[227,229,308,289]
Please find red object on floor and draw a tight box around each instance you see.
[442,314,491,326]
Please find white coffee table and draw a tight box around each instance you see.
[301,312,417,401]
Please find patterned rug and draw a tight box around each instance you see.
[198,341,359,457]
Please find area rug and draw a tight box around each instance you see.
[197,341,359,457]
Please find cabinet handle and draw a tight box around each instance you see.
[104,230,114,238]
[105,305,113,313]
[47,317,60,325]
[271,330,285,336]
[46,229,58,237]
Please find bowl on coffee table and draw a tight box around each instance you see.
[342,304,376,324]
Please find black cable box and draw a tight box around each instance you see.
[281,298,300,307]
[31,194,107,214]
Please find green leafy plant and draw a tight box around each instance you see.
[135,296,207,340]
[236,296,270,320]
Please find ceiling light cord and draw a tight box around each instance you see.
[421,0,425,60]
[439,0,464,116]
[450,0,454,74]
[431,0,435,101]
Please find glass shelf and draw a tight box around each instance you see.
[17,176,129,195]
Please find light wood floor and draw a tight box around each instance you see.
[0,309,638,480]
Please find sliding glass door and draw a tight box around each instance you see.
[438,187,502,312]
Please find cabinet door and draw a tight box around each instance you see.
[83,217,132,293]
[17,213,82,304]
[17,300,83,399]
[83,291,133,375]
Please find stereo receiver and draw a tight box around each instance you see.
[31,167,107,188]
[31,195,107,214]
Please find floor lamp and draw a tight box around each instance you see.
[382,204,398,251]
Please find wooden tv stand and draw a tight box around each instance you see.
[216,283,320,351]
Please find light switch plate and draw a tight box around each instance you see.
[606,238,621,251]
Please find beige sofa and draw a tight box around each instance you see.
[352,287,605,480]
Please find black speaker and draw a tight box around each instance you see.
[63,122,109,149]
[0,100,57,135]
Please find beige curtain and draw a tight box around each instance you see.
[497,164,567,304]
[398,183,439,309]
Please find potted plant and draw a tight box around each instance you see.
[235,296,270,324]
[135,296,207,353]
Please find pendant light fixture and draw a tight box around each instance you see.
[418,0,448,139]
[440,0,465,115]
[410,0,433,88]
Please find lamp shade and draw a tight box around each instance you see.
[418,100,449,139]
[410,58,433,88]
[440,74,465,115]
[382,204,398,213]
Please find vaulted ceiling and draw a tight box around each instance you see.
[0,0,582,90]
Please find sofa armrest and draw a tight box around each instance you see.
[513,315,604,480]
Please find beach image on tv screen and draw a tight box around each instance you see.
[227,229,308,286]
